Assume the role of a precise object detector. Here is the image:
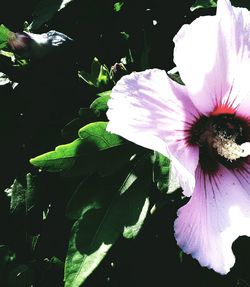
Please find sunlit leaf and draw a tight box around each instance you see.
[9,174,40,214]
[114,2,124,12]
[30,122,122,175]
[190,0,217,11]
[0,73,11,86]
[64,155,151,287]
[90,95,110,117]
[122,195,149,239]
[77,122,120,146]
[59,0,74,10]
[78,58,110,88]
[0,245,16,270]
[97,90,111,97]
[0,24,13,49]
[10,179,26,214]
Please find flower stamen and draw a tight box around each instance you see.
[212,132,250,161]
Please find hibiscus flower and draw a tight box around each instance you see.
[106,0,250,275]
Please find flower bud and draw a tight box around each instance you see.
[8,30,73,60]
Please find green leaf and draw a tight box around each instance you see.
[66,175,115,220]
[114,2,124,12]
[30,122,123,175]
[66,144,143,219]
[0,72,10,86]
[64,155,151,287]
[10,180,26,214]
[78,58,110,88]
[97,143,142,177]
[153,152,170,193]
[90,95,110,117]
[30,140,78,172]
[0,24,13,49]
[29,0,75,30]
[78,122,121,147]
[122,194,150,239]
[167,67,184,85]
[97,90,111,97]
[190,0,217,11]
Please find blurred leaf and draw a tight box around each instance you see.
[0,245,16,270]
[10,180,26,214]
[78,58,110,88]
[114,2,124,12]
[0,72,11,86]
[190,0,217,11]
[29,0,75,30]
[152,152,170,193]
[30,122,122,174]
[0,24,13,49]
[90,95,110,117]
[64,155,151,287]
[49,256,64,269]
[120,31,129,40]
[9,174,38,215]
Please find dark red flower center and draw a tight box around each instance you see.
[188,113,250,174]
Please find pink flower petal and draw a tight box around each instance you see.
[107,69,199,196]
[174,0,250,115]
[174,165,250,274]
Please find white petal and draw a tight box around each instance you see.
[107,69,199,196]
[174,165,250,274]
[174,0,250,115]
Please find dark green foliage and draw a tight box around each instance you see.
[0,0,249,287]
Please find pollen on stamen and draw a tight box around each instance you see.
[212,133,250,161]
